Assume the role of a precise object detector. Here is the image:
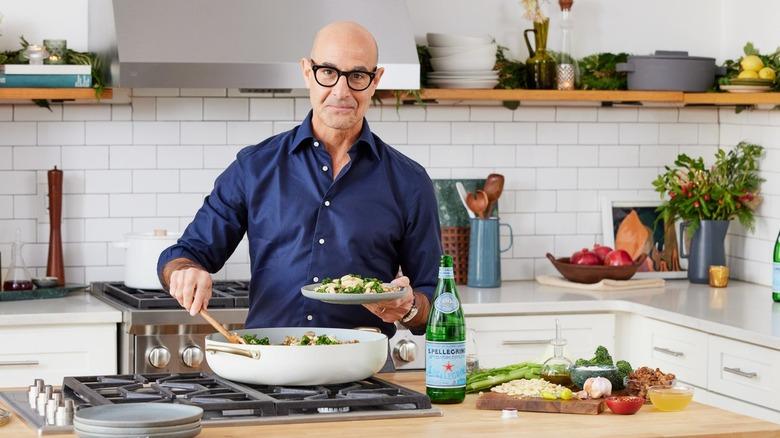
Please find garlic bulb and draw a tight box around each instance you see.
[583,377,612,399]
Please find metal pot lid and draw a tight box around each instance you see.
[628,50,715,62]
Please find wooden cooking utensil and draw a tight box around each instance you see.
[199,309,246,344]
[465,189,490,219]
[483,173,504,218]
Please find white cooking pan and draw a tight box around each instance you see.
[205,327,388,385]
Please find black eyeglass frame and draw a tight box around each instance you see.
[309,59,378,91]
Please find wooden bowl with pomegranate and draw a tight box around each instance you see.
[546,252,647,284]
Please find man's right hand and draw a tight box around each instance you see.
[169,266,213,316]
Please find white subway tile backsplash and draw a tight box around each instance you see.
[556,107,597,122]
[501,258,534,280]
[495,167,536,190]
[426,106,469,122]
[204,98,248,121]
[619,123,659,144]
[579,123,618,144]
[515,146,557,167]
[226,122,273,146]
[204,145,243,169]
[62,146,109,169]
[577,212,602,234]
[599,145,639,167]
[0,147,9,170]
[578,168,618,189]
[597,108,638,122]
[537,123,577,144]
[133,217,181,233]
[514,107,555,121]
[180,89,227,97]
[381,106,425,122]
[63,194,109,218]
[13,194,41,219]
[494,122,536,144]
[37,218,84,243]
[0,105,12,121]
[294,98,312,121]
[0,122,36,145]
[0,171,36,195]
[639,145,678,167]
[133,122,180,144]
[14,104,62,121]
[108,244,125,265]
[85,122,133,145]
[112,104,132,121]
[85,218,132,242]
[392,145,430,167]
[678,108,718,123]
[537,168,577,190]
[0,196,11,218]
[535,213,577,234]
[430,145,473,167]
[132,88,179,97]
[500,213,535,235]
[13,146,60,169]
[678,145,718,166]
[516,191,556,213]
[452,122,493,144]
[250,98,294,120]
[555,235,599,257]
[558,145,598,167]
[512,235,555,258]
[85,266,124,282]
[557,190,598,212]
[408,122,450,144]
[85,170,132,193]
[21,242,47,267]
[37,122,84,145]
[473,145,515,167]
[637,108,678,122]
[64,104,111,121]
[618,168,661,189]
[133,170,180,193]
[180,169,221,193]
[110,145,156,169]
[181,122,227,145]
[470,106,513,122]
[131,97,156,121]
[157,193,206,217]
[157,146,203,169]
[64,242,107,266]
[369,122,407,144]
[110,194,156,217]
[659,123,698,144]
[698,124,720,144]
[63,170,85,194]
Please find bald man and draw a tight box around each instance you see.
[158,21,441,339]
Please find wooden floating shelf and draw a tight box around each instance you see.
[379,89,780,106]
[0,88,113,100]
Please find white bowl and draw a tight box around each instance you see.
[426,32,493,47]
[429,43,497,58]
[430,55,495,72]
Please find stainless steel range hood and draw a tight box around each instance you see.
[88,0,420,90]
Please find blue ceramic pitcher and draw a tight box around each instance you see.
[467,218,514,288]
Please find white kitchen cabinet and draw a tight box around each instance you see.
[635,318,709,388]
[0,323,116,387]
[707,335,780,411]
[466,314,615,369]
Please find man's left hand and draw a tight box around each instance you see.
[363,276,413,323]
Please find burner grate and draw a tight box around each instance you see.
[101,282,248,309]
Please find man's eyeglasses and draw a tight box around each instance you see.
[310,59,377,91]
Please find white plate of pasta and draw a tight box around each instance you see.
[300,274,408,304]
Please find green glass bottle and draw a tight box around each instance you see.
[426,254,466,404]
[773,230,780,303]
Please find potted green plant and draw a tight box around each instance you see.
[652,142,764,283]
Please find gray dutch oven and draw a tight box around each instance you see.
[205,327,388,385]
[617,51,726,92]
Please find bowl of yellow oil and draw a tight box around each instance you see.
[647,383,694,411]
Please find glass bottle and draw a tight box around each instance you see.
[773,229,780,303]
[3,229,33,291]
[426,254,466,404]
[540,319,573,386]
[556,0,579,90]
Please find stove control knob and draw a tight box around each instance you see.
[148,347,171,369]
[182,346,204,368]
[393,339,417,363]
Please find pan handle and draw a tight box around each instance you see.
[205,345,261,359]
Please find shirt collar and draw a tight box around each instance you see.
[289,110,380,160]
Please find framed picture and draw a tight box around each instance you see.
[600,197,687,279]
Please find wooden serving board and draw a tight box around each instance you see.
[476,392,605,415]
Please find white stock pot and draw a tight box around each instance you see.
[114,230,181,289]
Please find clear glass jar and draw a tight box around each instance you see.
[541,319,573,386]
[556,1,579,90]
[3,229,33,291]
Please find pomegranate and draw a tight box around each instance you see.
[603,249,634,267]
[571,248,601,266]
[592,244,613,263]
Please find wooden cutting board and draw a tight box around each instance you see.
[476,392,605,415]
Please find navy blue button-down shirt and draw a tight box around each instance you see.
[158,111,441,338]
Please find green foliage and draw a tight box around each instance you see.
[652,142,765,234]
[616,360,633,382]
[578,52,630,90]
[242,334,270,345]
[494,45,527,110]
[574,345,613,367]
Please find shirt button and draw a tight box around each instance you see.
[322,165,329,172]
[313,141,320,147]
[318,238,325,245]
[324,200,331,207]
[313,276,319,282]
[307,315,313,321]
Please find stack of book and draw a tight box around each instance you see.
[0,64,92,88]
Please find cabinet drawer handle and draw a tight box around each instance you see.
[0,360,39,367]
[502,339,551,346]
[723,367,758,379]
[653,347,684,358]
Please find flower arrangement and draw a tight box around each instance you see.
[521,0,548,23]
[652,142,764,233]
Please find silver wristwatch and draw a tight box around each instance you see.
[400,294,418,324]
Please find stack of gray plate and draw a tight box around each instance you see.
[74,404,203,438]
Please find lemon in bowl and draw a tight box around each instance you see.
[758,67,776,81]
[740,55,764,72]
[738,70,759,79]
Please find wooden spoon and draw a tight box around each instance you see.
[465,189,490,219]
[199,309,246,344]
[483,173,505,218]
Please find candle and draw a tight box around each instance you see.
[44,39,67,65]
[708,265,729,288]
[556,64,575,90]
[24,44,49,65]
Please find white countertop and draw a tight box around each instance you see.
[0,292,122,326]
[460,279,780,350]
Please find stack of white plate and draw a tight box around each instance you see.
[426,33,498,89]
[74,404,203,438]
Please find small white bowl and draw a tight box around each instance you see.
[426,32,493,47]
[430,55,496,72]
[429,43,497,58]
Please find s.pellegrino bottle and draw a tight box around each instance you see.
[773,229,780,303]
[426,254,466,403]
